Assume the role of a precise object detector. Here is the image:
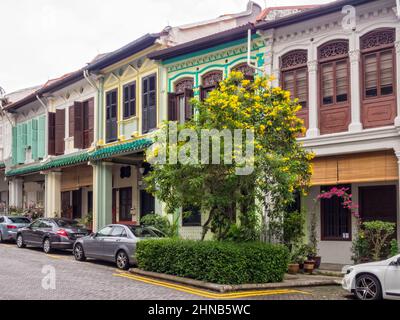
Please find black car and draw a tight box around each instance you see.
[16,218,89,254]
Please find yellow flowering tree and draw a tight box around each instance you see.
[145,71,314,241]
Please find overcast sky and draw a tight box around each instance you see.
[0,0,331,93]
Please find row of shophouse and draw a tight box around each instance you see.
[0,0,399,264]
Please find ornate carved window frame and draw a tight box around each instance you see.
[231,62,255,79]
[318,40,349,62]
[201,70,223,88]
[317,40,350,135]
[360,28,397,128]
[280,50,309,130]
[280,50,308,71]
[174,77,194,95]
[360,28,396,53]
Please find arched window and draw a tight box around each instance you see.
[168,78,194,122]
[200,70,223,100]
[318,40,350,134]
[280,50,309,130]
[361,28,396,128]
[232,62,255,80]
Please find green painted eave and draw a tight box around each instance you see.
[6,138,153,177]
[6,151,91,177]
[162,34,261,66]
[90,138,153,161]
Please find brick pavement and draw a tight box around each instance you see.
[0,243,350,300]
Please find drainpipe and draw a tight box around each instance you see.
[247,28,265,74]
[83,70,99,91]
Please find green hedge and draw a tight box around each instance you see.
[136,239,289,285]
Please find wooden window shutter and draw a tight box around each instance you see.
[184,88,194,121]
[22,123,28,147]
[167,93,178,121]
[38,116,46,158]
[55,109,65,155]
[199,86,206,101]
[48,112,56,156]
[12,126,17,165]
[31,119,38,160]
[148,75,157,131]
[74,102,83,149]
[69,106,74,138]
[27,120,33,148]
[17,125,25,164]
[87,98,95,147]
[142,78,149,133]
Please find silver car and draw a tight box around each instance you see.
[73,224,163,270]
[0,216,31,242]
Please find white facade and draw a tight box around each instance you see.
[257,0,400,264]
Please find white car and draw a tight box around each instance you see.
[342,255,400,300]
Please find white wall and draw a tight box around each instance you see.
[304,180,399,265]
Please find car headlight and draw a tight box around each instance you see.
[342,265,354,275]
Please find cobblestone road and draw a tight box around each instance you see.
[0,243,351,300]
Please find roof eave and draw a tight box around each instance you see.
[87,33,161,72]
[256,0,374,30]
[148,23,255,61]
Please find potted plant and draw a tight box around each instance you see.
[304,259,315,275]
[288,245,307,275]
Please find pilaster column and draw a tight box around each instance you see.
[395,41,400,127]
[348,50,363,132]
[44,171,61,217]
[259,30,274,77]
[9,178,23,209]
[395,150,400,243]
[307,60,320,137]
[92,162,113,232]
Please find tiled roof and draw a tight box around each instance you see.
[90,138,153,161]
[5,138,153,177]
[256,5,320,22]
[5,150,90,177]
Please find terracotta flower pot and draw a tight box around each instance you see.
[304,260,315,275]
[288,264,300,275]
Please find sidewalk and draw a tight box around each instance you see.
[130,268,343,293]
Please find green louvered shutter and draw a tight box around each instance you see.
[27,120,33,148]
[22,123,28,147]
[31,119,38,160]
[12,126,17,165]
[17,125,25,164]
[38,116,46,158]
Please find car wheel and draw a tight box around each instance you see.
[116,250,130,270]
[355,274,382,301]
[16,234,26,248]
[43,238,52,254]
[74,244,86,262]
[0,232,3,243]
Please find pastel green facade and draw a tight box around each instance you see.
[12,115,46,165]
[164,36,266,97]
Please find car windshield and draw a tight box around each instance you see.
[128,226,160,238]
[8,217,31,224]
[55,219,82,228]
